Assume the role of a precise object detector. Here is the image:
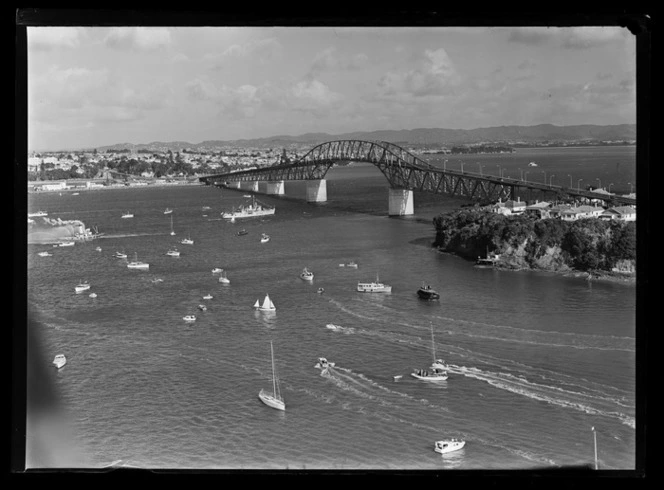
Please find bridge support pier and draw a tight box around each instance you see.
[266,180,285,195]
[306,179,327,202]
[241,181,259,192]
[388,188,414,216]
[228,181,241,189]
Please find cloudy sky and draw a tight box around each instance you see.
[26,26,636,151]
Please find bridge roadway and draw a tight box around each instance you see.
[198,139,636,214]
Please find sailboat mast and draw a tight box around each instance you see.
[431,325,436,362]
[270,341,277,397]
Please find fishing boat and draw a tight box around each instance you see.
[300,267,314,281]
[38,251,52,257]
[211,268,223,274]
[180,235,194,245]
[218,271,230,284]
[411,325,449,381]
[74,281,91,293]
[169,215,176,236]
[203,294,213,300]
[52,354,67,369]
[236,229,248,236]
[357,274,392,293]
[164,208,173,215]
[114,251,128,259]
[222,196,276,220]
[121,211,134,219]
[258,341,285,411]
[254,294,276,311]
[127,253,149,270]
[315,357,335,370]
[28,211,48,217]
[261,233,270,243]
[166,248,180,257]
[434,439,466,454]
[183,315,196,322]
[417,283,440,300]
[58,241,75,247]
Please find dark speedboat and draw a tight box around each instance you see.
[417,284,440,300]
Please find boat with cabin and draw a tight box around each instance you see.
[74,281,91,293]
[417,283,440,300]
[114,251,128,259]
[212,268,223,274]
[222,196,275,220]
[411,325,449,381]
[254,294,276,311]
[258,341,285,411]
[315,357,335,370]
[476,249,501,266]
[180,235,194,245]
[121,211,134,219]
[183,315,196,322]
[261,233,270,243]
[127,252,149,270]
[38,251,52,257]
[58,241,75,247]
[203,294,213,300]
[236,229,248,236]
[357,274,391,293]
[53,354,67,369]
[300,267,314,281]
[166,248,180,257]
[434,439,466,454]
[218,271,230,284]
[164,208,173,215]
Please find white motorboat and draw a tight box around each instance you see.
[261,233,270,243]
[254,294,276,311]
[180,236,194,245]
[127,253,149,270]
[315,357,335,370]
[325,324,342,331]
[183,315,196,322]
[28,211,48,217]
[121,212,134,219]
[59,241,75,247]
[89,292,97,298]
[222,196,275,220]
[218,271,230,284]
[258,341,285,411]
[74,281,91,293]
[197,304,207,311]
[300,267,314,281]
[95,246,102,252]
[164,208,173,215]
[53,354,66,369]
[166,248,180,257]
[357,274,391,293]
[38,251,52,257]
[211,268,223,274]
[203,294,213,300]
[114,251,128,259]
[434,439,466,454]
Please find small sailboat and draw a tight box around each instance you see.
[52,354,67,369]
[300,267,314,281]
[411,325,448,381]
[180,235,194,245]
[258,341,285,411]
[121,211,134,219]
[164,208,173,215]
[127,252,149,270]
[203,294,213,300]
[254,294,276,311]
[166,247,180,257]
[218,270,230,284]
[169,215,176,236]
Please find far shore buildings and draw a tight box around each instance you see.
[488,198,636,222]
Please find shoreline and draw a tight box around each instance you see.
[28,180,204,194]
[409,236,636,286]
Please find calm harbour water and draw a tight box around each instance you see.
[26,147,637,471]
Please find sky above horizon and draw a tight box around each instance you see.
[26,26,637,151]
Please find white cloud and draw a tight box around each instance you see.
[310,47,368,75]
[205,37,283,67]
[104,27,172,51]
[562,27,630,50]
[28,27,84,50]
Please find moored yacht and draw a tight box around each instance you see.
[417,284,440,300]
[300,267,314,281]
[166,248,180,257]
[254,294,275,311]
[74,281,91,293]
[53,354,67,369]
[434,439,466,454]
[357,274,391,293]
[127,253,149,270]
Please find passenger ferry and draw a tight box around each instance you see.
[357,275,392,293]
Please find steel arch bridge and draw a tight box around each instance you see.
[199,140,636,206]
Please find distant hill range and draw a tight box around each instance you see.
[94,124,636,152]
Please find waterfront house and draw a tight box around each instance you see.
[559,204,605,221]
[599,206,637,222]
[524,201,552,219]
[491,197,526,216]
